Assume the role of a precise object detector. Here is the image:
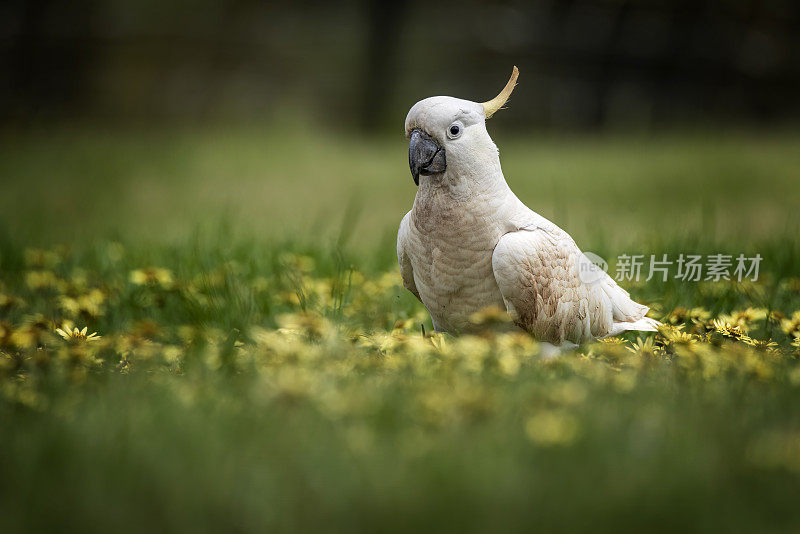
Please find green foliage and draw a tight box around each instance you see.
[1,129,799,532]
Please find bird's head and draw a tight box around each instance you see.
[404,66,518,186]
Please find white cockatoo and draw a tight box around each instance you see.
[397,67,659,350]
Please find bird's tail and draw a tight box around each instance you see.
[606,317,661,337]
[597,272,661,336]
[599,274,649,321]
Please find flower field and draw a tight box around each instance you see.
[1,129,800,532]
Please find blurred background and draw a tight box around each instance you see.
[3,0,799,129]
[1,0,798,248]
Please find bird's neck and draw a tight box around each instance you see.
[413,158,518,231]
[416,156,511,202]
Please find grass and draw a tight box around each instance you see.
[1,124,800,533]
[2,124,798,246]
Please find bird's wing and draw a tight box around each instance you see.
[491,225,655,345]
[397,211,421,302]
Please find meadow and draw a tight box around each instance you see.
[1,124,800,532]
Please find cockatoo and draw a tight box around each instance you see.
[397,66,659,350]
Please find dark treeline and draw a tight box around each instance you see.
[1,0,798,131]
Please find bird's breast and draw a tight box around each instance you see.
[406,196,507,332]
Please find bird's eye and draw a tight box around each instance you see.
[447,123,462,139]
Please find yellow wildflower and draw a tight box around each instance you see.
[627,336,660,356]
[25,270,61,291]
[712,319,747,341]
[130,267,174,288]
[780,311,800,339]
[665,307,711,325]
[597,336,625,345]
[56,324,101,342]
[58,288,106,318]
[719,307,768,332]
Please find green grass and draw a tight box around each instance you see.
[2,124,798,246]
[1,125,800,533]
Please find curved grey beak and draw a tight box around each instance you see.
[409,129,446,186]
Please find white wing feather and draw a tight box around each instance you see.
[492,224,657,345]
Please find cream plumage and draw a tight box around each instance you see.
[397,67,658,347]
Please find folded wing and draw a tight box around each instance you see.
[397,211,421,302]
[492,226,657,345]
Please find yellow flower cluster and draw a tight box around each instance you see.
[1,248,799,449]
